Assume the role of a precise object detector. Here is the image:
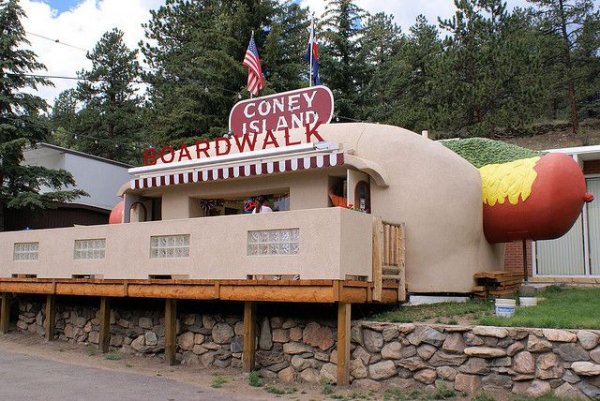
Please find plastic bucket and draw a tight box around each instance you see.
[495,299,516,317]
[519,297,538,307]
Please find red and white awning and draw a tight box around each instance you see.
[131,151,344,190]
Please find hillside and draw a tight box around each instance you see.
[495,119,600,151]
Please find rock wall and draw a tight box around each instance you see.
[14,299,600,399]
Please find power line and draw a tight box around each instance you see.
[26,31,88,52]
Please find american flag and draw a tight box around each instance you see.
[243,33,264,96]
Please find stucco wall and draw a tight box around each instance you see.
[0,208,372,280]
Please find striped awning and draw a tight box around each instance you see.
[131,151,344,190]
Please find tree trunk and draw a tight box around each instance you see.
[558,0,579,134]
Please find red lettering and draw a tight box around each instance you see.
[234,133,258,152]
[160,146,175,163]
[143,148,157,166]
[178,144,192,162]
[262,130,279,148]
[215,137,231,156]
[284,128,301,146]
[305,121,324,142]
[195,140,210,158]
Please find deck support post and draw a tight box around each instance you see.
[45,294,56,341]
[0,293,11,334]
[242,301,256,372]
[165,299,177,366]
[98,297,111,353]
[337,302,351,386]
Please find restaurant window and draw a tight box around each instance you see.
[196,192,290,216]
[14,242,39,261]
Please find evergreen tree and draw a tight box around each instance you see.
[262,1,310,92]
[49,88,78,148]
[319,0,366,120]
[365,15,445,131]
[0,0,86,231]
[74,28,143,164]
[527,0,599,133]
[141,1,251,145]
[438,0,546,135]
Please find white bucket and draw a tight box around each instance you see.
[519,297,538,307]
[495,298,516,317]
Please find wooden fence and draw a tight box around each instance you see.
[372,217,406,302]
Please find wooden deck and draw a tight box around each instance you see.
[0,278,402,303]
[0,277,403,386]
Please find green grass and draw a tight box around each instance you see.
[211,375,227,388]
[478,287,600,329]
[372,299,494,323]
[87,345,97,356]
[248,371,263,387]
[103,351,122,360]
[321,378,335,395]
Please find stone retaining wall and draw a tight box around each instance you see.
[14,299,600,399]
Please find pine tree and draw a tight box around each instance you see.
[0,0,86,231]
[438,0,546,135]
[527,0,599,133]
[140,1,248,145]
[262,1,310,93]
[319,0,366,120]
[74,28,143,164]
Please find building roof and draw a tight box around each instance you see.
[25,142,133,169]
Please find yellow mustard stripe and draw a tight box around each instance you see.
[479,157,540,206]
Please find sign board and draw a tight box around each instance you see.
[229,85,334,136]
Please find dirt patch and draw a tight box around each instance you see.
[498,119,600,151]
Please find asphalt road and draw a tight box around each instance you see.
[0,349,264,401]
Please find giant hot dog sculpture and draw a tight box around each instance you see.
[480,153,594,243]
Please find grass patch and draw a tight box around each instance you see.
[87,345,97,356]
[478,287,600,329]
[248,371,263,387]
[321,379,335,395]
[104,351,122,360]
[211,375,227,388]
[372,299,493,323]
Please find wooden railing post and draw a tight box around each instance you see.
[45,294,56,341]
[397,223,407,302]
[337,302,351,385]
[372,217,384,302]
[98,297,111,353]
[165,298,177,365]
[0,293,11,334]
[242,301,256,372]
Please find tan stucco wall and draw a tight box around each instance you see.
[0,208,372,280]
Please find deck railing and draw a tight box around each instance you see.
[372,218,406,302]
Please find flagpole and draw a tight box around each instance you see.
[250,30,254,99]
[309,15,314,87]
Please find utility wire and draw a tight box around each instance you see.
[26,31,88,52]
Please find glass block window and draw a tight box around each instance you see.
[150,234,190,258]
[247,228,299,256]
[74,239,106,260]
[13,242,39,261]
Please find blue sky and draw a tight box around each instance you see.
[40,0,83,13]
